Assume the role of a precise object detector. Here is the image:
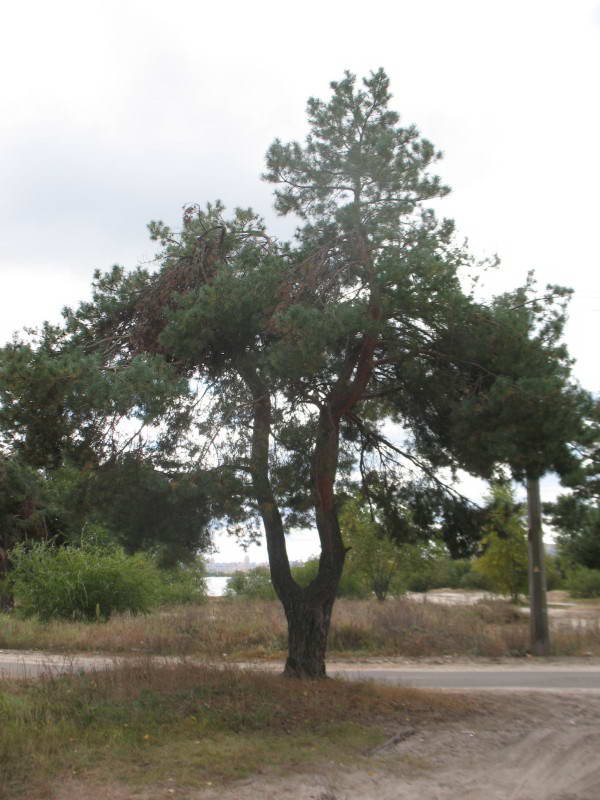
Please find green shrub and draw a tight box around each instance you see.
[292,558,370,599]
[225,567,276,600]
[156,558,207,605]
[406,571,434,593]
[459,567,493,591]
[438,558,472,588]
[289,558,318,588]
[544,554,563,591]
[405,556,467,592]
[10,540,163,621]
[566,567,600,598]
[225,560,370,600]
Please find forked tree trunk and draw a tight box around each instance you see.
[241,340,370,679]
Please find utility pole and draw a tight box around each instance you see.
[526,475,550,656]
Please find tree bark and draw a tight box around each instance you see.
[282,591,336,678]
[526,475,550,656]
[0,550,14,612]
[280,401,346,677]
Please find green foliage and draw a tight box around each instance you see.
[155,558,207,605]
[0,455,217,569]
[225,560,370,601]
[0,324,186,470]
[9,540,163,621]
[292,557,369,599]
[0,455,48,548]
[388,269,589,485]
[0,454,53,608]
[473,484,529,602]
[70,455,215,567]
[340,499,407,601]
[225,567,276,600]
[566,567,600,598]
[458,566,494,591]
[339,495,494,596]
[558,397,600,501]
[544,554,563,591]
[547,494,600,571]
[404,553,492,592]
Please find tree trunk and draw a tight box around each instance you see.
[282,591,336,678]
[240,348,369,679]
[526,475,550,656]
[241,362,340,678]
[0,549,14,612]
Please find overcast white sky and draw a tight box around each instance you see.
[1,0,598,561]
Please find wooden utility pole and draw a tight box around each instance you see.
[526,475,550,656]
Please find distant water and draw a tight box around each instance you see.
[206,576,230,596]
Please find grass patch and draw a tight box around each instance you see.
[1,595,599,660]
[0,660,475,799]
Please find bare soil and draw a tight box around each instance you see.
[50,691,600,800]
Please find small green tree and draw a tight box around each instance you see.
[339,498,407,601]
[473,484,529,602]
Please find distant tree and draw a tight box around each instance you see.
[546,398,600,571]
[547,494,600,571]
[473,484,529,602]
[388,276,590,652]
[566,566,600,599]
[339,497,408,601]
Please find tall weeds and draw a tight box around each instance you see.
[1,597,598,659]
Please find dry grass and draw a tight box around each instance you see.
[0,659,476,799]
[1,595,599,660]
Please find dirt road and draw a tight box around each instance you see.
[2,650,599,692]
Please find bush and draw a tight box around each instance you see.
[566,567,600,598]
[10,540,163,621]
[292,558,369,599]
[544,554,563,591]
[405,555,478,592]
[406,570,434,593]
[459,567,493,591]
[156,558,207,605]
[225,567,276,600]
[225,560,370,600]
